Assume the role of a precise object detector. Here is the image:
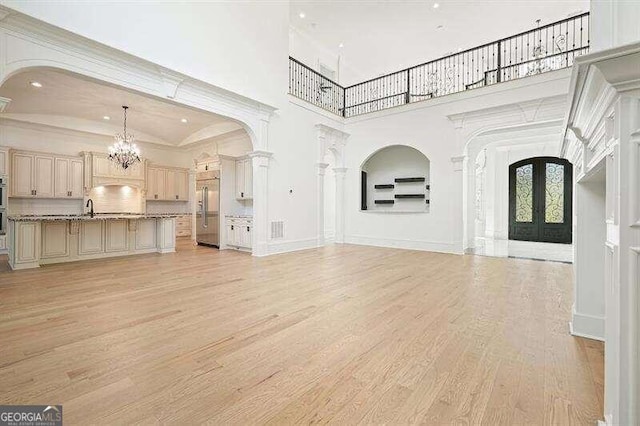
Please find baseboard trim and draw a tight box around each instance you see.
[266,238,318,256]
[344,235,462,255]
[570,309,605,341]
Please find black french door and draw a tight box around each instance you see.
[509,157,572,244]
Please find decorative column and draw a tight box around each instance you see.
[333,167,347,244]
[249,150,273,256]
[451,156,465,254]
[316,162,329,246]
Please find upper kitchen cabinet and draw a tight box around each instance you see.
[87,152,145,188]
[10,150,74,199]
[54,157,84,199]
[235,157,252,200]
[146,165,189,201]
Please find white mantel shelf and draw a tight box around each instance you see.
[7,216,177,270]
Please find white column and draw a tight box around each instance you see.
[317,163,329,247]
[249,150,272,256]
[451,156,465,254]
[333,167,347,244]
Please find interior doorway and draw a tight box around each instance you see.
[509,156,573,243]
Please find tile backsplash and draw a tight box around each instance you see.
[89,185,143,213]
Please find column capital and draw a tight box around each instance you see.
[333,167,348,174]
[317,162,330,176]
[248,150,273,167]
[450,156,465,172]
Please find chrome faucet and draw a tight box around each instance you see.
[86,198,94,218]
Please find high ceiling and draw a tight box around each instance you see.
[0,69,243,146]
[290,0,589,85]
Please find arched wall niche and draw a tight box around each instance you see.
[360,145,431,213]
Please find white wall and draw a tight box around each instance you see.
[590,0,640,52]
[0,1,289,107]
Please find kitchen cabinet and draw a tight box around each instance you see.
[135,219,157,250]
[146,167,167,200]
[146,165,189,201]
[176,214,192,237]
[92,153,144,181]
[225,217,252,251]
[196,160,217,172]
[105,220,128,252]
[41,221,69,259]
[8,220,40,269]
[11,151,58,198]
[79,221,104,255]
[0,147,8,176]
[235,158,252,200]
[54,158,84,198]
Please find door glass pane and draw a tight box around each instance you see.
[515,164,533,222]
[545,163,565,223]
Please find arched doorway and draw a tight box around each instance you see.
[509,156,572,243]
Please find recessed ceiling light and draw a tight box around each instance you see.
[339,43,344,48]
[181,118,188,123]
[103,116,110,120]
[436,24,444,30]
[30,81,43,88]
[458,47,463,52]
[299,12,306,18]
[433,3,440,8]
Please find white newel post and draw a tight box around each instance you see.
[317,163,329,246]
[249,151,272,256]
[333,167,347,244]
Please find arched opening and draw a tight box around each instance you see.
[0,66,259,253]
[360,145,430,213]
[509,156,573,243]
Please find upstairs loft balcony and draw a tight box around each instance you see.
[289,12,589,118]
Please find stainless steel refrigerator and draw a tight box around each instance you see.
[196,170,220,247]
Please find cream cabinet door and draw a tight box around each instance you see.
[243,159,253,199]
[93,155,111,177]
[12,153,34,197]
[105,220,129,252]
[165,169,177,200]
[34,155,55,198]
[69,159,84,198]
[15,221,40,263]
[147,167,166,200]
[135,219,157,249]
[79,221,104,255]
[235,160,245,199]
[54,158,70,198]
[176,170,189,201]
[127,161,144,180]
[41,221,69,259]
[226,220,237,246]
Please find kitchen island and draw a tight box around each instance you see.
[7,214,178,270]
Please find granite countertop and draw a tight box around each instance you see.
[225,214,253,219]
[8,213,183,221]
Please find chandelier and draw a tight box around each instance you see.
[108,106,141,169]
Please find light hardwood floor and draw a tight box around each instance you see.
[0,240,603,425]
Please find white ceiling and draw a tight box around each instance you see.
[0,69,243,146]
[290,0,589,85]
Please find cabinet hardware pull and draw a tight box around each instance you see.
[247,226,250,232]
[241,192,244,198]
[231,225,234,230]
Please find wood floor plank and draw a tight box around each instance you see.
[0,240,603,425]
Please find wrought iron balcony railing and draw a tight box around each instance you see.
[289,12,589,118]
